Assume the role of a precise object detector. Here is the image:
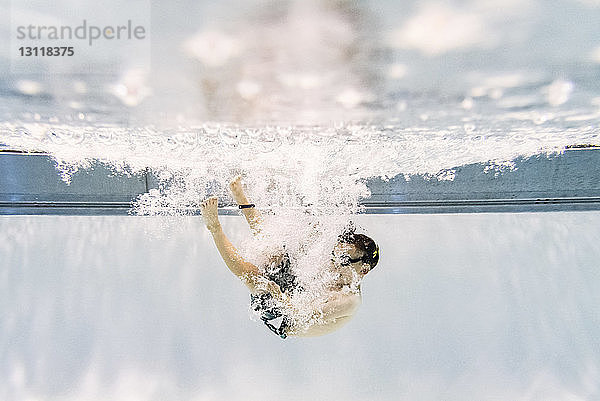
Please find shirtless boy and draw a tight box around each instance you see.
[200,176,379,338]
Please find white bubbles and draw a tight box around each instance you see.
[238,212,360,332]
[277,73,323,90]
[469,73,532,100]
[388,3,490,56]
[461,97,474,110]
[544,79,574,107]
[396,100,408,112]
[110,68,152,107]
[182,30,242,67]
[2,107,599,329]
[463,123,476,132]
[590,46,600,63]
[436,169,456,181]
[386,64,408,80]
[3,118,594,219]
[15,80,44,96]
[489,88,504,100]
[335,88,372,109]
[576,0,600,7]
[218,128,240,146]
[497,95,538,109]
[564,111,600,122]
[236,80,262,100]
[73,81,88,95]
[533,113,555,125]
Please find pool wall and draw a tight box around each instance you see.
[1,148,600,214]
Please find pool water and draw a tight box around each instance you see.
[1,1,600,400]
[1,213,599,401]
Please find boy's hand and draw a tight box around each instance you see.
[229,175,245,197]
[201,196,221,233]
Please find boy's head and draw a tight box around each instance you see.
[336,222,379,275]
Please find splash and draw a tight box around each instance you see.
[2,0,599,332]
[2,114,599,332]
[1,119,597,214]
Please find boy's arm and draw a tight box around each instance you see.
[229,175,263,234]
[202,196,261,291]
[208,225,260,286]
[210,225,290,301]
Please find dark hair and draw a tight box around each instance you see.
[338,222,380,271]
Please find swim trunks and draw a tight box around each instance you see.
[250,252,300,339]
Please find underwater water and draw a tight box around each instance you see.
[1,213,599,401]
[1,0,600,400]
